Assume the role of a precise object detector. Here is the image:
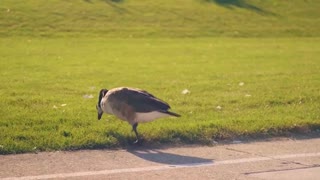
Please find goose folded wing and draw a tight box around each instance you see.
[120,89,170,113]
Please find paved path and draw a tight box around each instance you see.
[1,137,320,180]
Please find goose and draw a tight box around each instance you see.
[96,87,181,144]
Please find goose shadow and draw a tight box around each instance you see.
[127,148,213,165]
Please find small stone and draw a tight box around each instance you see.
[232,140,242,144]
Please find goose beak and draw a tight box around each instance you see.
[96,104,103,120]
[98,112,103,120]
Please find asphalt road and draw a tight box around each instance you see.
[1,137,320,180]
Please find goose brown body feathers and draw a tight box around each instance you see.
[96,87,180,144]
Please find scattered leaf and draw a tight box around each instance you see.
[182,89,190,95]
[83,94,94,99]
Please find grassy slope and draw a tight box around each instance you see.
[0,0,320,37]
[0,0,320,154]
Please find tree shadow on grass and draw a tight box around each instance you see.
[84,0,124,3]
[207,0,276,16]
[83,0,129,14]
[127,148,213,165]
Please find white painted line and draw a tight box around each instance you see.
[248,166,320,179]
[3,152,320,180]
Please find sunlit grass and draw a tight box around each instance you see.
[0,0,320,154]
[1,0,320,37]
[0,37,319,154]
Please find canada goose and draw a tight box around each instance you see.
[96,87,181,144]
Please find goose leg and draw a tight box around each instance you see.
[132,123,141,144]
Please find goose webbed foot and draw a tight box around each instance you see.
[133,138,144,145]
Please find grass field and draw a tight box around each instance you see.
[1,0,320,37]
[1,37,319,154]
[0,0,320,154]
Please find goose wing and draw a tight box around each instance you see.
[110,88,170,113]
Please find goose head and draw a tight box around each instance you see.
[96,88,108,120]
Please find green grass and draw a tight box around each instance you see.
[1,0,320,37]
[1,37,320,154]
[0,0,320,154]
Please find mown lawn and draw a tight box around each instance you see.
[1,0,320,154]
[1,0,320,38]
[0,37,319,154]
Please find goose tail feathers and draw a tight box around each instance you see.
[161,111,181,117]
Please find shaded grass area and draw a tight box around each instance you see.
[0,37,320,154]
[207,0,275,15]
[1,0,320,37]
